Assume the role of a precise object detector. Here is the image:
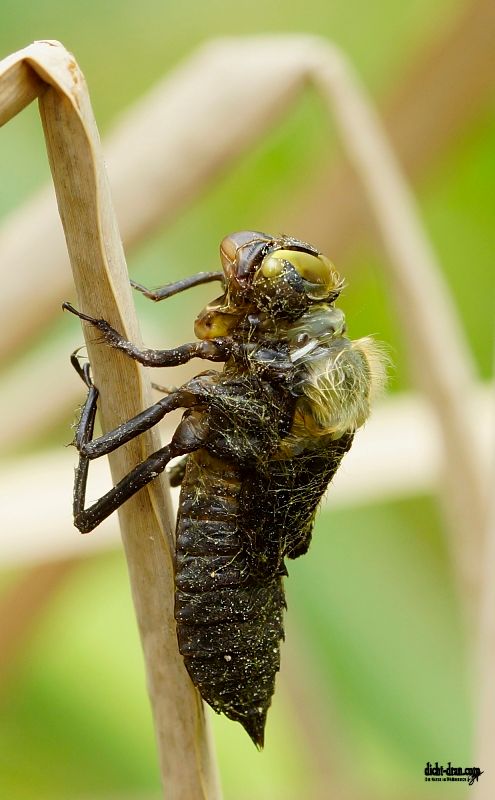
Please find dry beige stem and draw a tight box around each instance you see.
[474,514,495,797]
[473,371,495,799]
[0,41,221,800]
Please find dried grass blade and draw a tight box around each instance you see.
[0,40,221,800]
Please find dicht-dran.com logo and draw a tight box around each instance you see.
[425,761,483,786]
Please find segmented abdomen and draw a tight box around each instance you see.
[174,448,285,748]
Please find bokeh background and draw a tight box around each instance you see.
[0,1,493,799]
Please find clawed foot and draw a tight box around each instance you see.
[63,301,100,326]
[130,279,157,300]
[70,349,94,390]
[63,301,126,352]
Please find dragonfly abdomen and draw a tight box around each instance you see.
[175,448,285,748]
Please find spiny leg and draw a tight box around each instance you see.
[70,351,99,451]
[79,387,197,460]
[70,352,99,531]
[69,353,206,532]
[71,350,199,460]
[62,302,232,366]
[75,435,197,534]
[131,270,224,302]
[63,303,295,384]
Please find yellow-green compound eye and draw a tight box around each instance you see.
[259,249,340,299]
[259,254,285,278]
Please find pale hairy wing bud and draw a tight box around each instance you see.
[301,336,389,438]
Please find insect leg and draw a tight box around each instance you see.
[70,353,197,459]
[73,406,209,533]
[81,390,197,459]
[131,271,224,302]
[70,352,99,452]
[75,443,167,533]
[63,302,232,366]
[70,353,100,534]
[69,353,207,532]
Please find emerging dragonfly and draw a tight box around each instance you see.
[64,231,385,748]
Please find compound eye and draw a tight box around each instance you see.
[260,249,339,299]
[259,255,285,278]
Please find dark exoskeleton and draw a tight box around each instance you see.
[65,231,384,747]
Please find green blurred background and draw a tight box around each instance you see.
[0,1,493,798]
